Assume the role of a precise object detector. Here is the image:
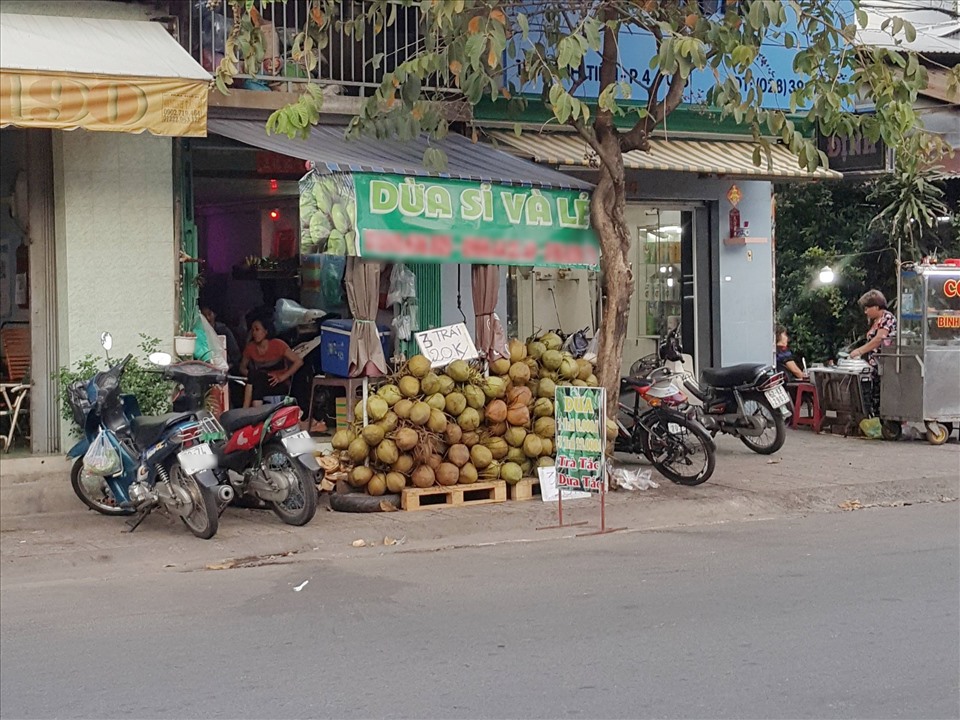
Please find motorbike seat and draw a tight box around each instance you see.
[220,404,282,433]
[130,411,196,448]
[700,363,766,388]
[620,377,652,393]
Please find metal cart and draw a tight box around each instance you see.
[808,364,874,435]
[878,261,960,444]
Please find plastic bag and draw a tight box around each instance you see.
[387,263,417,307]
[274,298,327,333]
[196,314,228,370]
[609,465,658,491]
[583,334,599,364]
[859,417,882,439]
[83,429,121,476]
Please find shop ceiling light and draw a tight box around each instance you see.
[269,209,280,220]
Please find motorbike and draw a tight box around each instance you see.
[65,333,228,539]
[150,354,321,526]
[635,326,790,455]
[615,372,716,486]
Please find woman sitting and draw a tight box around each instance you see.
[775,325,807,382]
[239,319,303,408]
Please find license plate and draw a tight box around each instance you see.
[281,430,316,456]
[765,385,791,408]
[177,443,216,475]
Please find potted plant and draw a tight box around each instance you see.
[176,300,199,358]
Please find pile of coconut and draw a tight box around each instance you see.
[328,333,600,496]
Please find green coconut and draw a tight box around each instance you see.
[527,341,546,361]
[506,447,526,464]
[366,396,389,421]
[508,362,531,385]
[428,408,448,434]
[445,391,467,416]
[533,397,554,418]
[577,358,594,381]
[398,375,421,398]
[537,378,556,400]
[444,422,463,445]
[482,375,507,399]
[392,454,415,475]
[586,374,599,387]
[457,407,481,432]
[534,417,556,438]
[420,372,441,396]
[349,465,373,487]
[436,462,460,486]
[377,383,402,407]
[458,462,479,484]
[385,472,407,493]
[407,354,432,379]
[410,401,432,426]
[447,443,470,467]
[490,358,511,376]
[463,384,486,410]
[394,427,419,452]
[427,393,447,411]
[437,374,456,395]
[361,424,385,447]
[537,456,554,468]
[348,437,370,463]
[378,411,399,434]
[540,332,563,351]
[522,433,543,458]
[375,439,399,466]
[446,360,471,383]
[540,438,554,456]
[541,349,563,371]
[508,338,527,363]
[367,473,386,496]
[461,430,480,447]
[470,444,493,470]
[393,398,414,419]
[558,357,579,381]
[501,462,523,485]
[482,436,509,460]
[331,428,355,450]
[505,426,527,448]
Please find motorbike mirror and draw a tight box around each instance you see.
[100,332,113,352]
[148,351,173,367]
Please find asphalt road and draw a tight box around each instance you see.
[1,503,957,720]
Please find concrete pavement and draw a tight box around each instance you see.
[1,429,957,582]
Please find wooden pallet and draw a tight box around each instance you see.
[401,481,506,511]
[508,477,541,502]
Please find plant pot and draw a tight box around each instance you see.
[174,335,197,358]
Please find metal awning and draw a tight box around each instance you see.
[208,118,593,191]
[0,13,210,137]
[489,131,842,180]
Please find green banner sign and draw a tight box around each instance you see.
[354,173,598,268]
[554,386,606,493]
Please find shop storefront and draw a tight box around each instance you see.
[0,6,210,452]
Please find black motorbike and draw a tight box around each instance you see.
[657,328,790,455]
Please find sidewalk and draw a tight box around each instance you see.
[2,430,957,582]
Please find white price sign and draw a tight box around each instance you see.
[414,323,479,368]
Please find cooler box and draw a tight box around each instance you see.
[319,319,390,377]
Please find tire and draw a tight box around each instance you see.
[70,457,134,516]
[262,443,318,526]
[925,421,949,446]
[881,420,903,441]
[171,462,219,539]
[640,409,716,486]
[738,393,786,455]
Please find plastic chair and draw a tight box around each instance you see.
[790,381,823,433]
[0,325,31,451]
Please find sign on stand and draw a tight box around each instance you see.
[415,323,479,368]
[550,385,625,535]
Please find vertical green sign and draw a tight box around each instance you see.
[554,386,606,493]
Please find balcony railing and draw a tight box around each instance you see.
[176,0,453,97]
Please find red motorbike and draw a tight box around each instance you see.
[152,356,320,526]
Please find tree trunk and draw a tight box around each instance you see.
[591,132,634,420]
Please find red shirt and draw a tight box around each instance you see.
[243,338,290,371]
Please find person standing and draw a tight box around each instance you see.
[849,289,897,415]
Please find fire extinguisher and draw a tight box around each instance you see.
[15,241,28,309]
[728,206,741,238]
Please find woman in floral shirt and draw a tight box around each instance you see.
[850,289,897,414]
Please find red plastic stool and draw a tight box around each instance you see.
[790,382,823,432]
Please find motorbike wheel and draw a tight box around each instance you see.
[262,443,318,526]
[70,458,134,516]
[738,393,786,455]
[171,462,219,539]
[640,409,716,486]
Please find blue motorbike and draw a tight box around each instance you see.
[65,336,231,539]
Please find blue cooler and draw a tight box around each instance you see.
[319,319,391,377]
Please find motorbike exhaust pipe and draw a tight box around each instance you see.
[217,485,235,504]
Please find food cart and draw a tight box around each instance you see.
[877,261,960,444]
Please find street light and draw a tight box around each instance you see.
[819,266,836,284]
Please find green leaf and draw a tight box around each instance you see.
[855,9,868,28]
[517,13,529,40]
[903,21,917,43]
